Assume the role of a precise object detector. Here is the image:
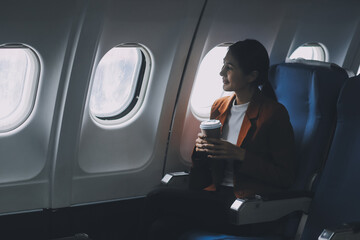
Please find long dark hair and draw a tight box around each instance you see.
[228,39,277,101]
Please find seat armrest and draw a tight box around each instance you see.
[258,190,313,201]
[161,171,189,186]
[319,222,360,240]
[229,191,313,225]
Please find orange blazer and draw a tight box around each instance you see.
[191,90,296,199]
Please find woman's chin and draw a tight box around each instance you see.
[223,85,231,91]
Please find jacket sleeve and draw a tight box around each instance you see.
[238,105,296,189]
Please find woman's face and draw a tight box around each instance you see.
[220,51,254,93]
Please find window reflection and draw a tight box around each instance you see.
[0,49,28,119]
[90,47,141,118]
[0,47,39,133]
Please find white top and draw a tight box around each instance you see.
[220,100,249,187]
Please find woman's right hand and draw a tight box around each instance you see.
[195,133,246,161]
[195,133,208,152]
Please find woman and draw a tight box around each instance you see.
[191,39,295,198]
[140,39,295,240]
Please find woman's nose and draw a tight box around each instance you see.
[220,66,225,76]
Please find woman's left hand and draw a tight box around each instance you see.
[201,138,246,162]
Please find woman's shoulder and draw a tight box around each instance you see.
[210,95,234,119]
[260,95,290,119]
[212,95,234,109]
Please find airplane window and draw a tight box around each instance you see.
[0,46,40,133]
[89,46,149,122]
[357,65,360,75]
[190,44,233,119]
[289,43,328,62]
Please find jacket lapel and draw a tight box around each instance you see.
[237,90,262,147]
[215,94,235,131]
[237,115,252,147]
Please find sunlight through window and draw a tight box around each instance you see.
[0,47,40,132]
[190,45,233,119]
[90,47,142,119]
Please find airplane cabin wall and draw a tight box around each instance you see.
[60,0,206,207]
[0,0,206,213]
[0,0,86,214]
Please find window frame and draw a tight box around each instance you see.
[0,44,41,133]
[288,42,329,62]
[89,43,152,125]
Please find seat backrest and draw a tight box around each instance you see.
[300,75,360,239]
[269,60,347,191]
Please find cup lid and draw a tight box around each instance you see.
[200,119,222,129]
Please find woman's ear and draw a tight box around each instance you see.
[247,70,259,84]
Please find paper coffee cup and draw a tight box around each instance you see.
[200,120,222,138]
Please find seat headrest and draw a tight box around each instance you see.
[285,58,336,68]
[284,58,349,76]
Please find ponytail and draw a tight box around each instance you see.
[261,80,277,102]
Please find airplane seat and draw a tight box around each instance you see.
[261,60,348,239]
[269,59,348,191]
[299,74,360,240]
[178,60,348,240]
[266,60,348,239]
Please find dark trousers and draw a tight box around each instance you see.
[137,186,280,240]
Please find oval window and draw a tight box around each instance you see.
[89,45,150,123]
[289,43,328,62]
[0,45,40,133]
[190,44,233,119]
